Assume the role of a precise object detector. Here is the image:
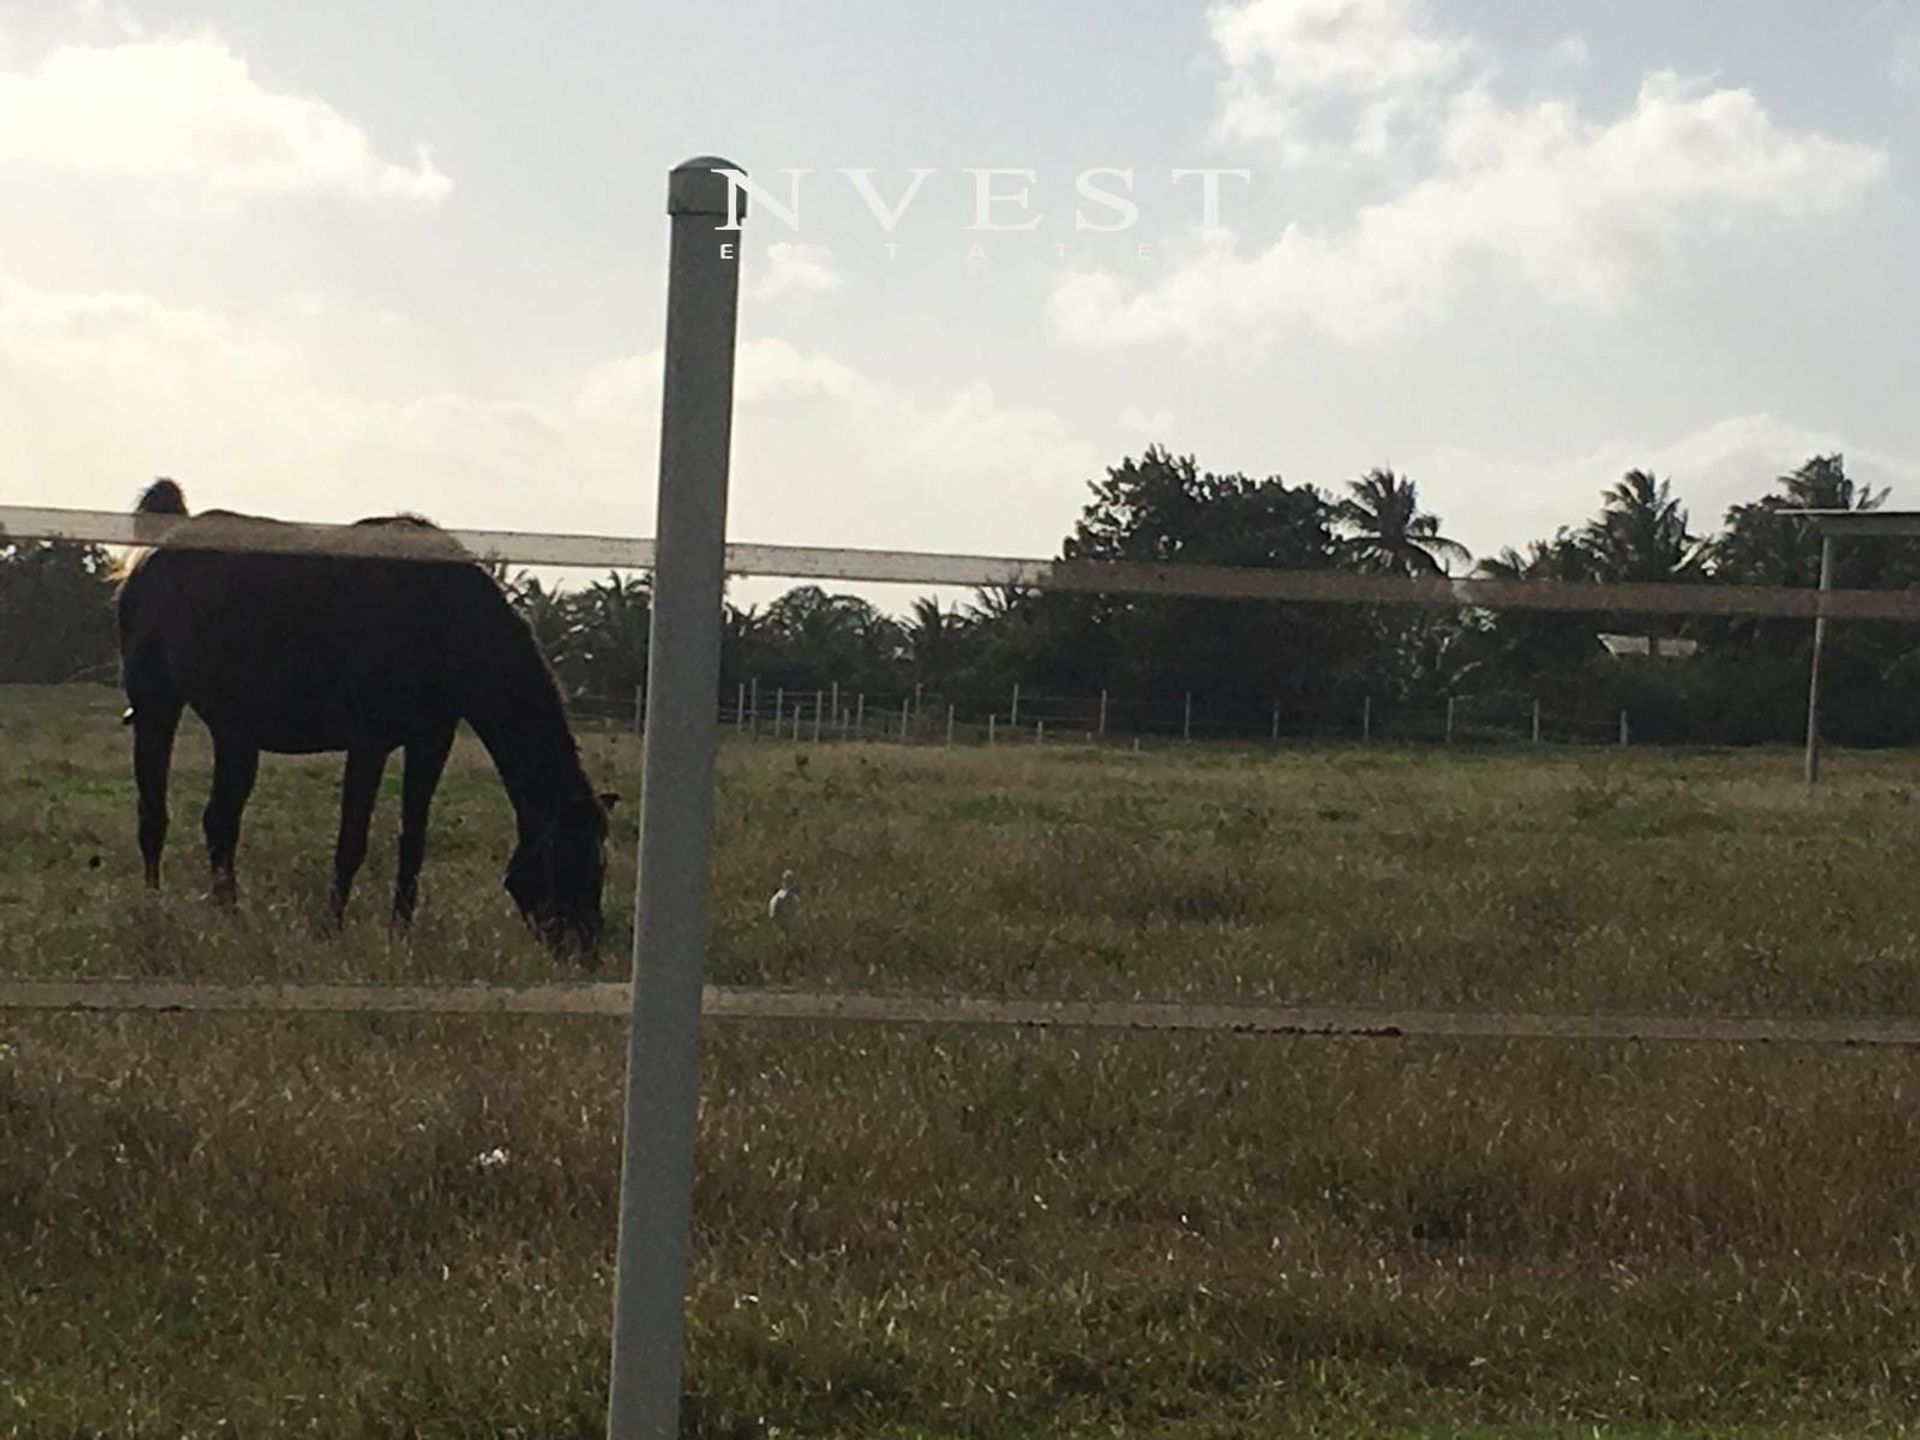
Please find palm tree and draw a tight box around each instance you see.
[571,573,651,705]
[1475,531,1599,586]
[1334,469,1471,577]
[903,597,969,687]
[1467,530,1605,681]
[1583,470,1703,584]
[1711,454,1896,651]
[1778,453,1887,514]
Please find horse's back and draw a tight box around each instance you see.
[120,518,509,754]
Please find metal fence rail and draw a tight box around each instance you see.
[8,503,1920,622]
[5,979,1919,1049]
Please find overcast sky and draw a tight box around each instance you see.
[2,0,1917,593]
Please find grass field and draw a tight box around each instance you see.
[7,683,1920,1437]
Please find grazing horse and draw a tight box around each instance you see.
[117,479,613,958]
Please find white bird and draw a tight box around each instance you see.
[767,870,800,926]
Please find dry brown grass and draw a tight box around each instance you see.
[7,684,1920,1436]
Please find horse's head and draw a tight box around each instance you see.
[504,791,617,959]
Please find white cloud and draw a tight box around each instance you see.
[1412,413,1920,560]
[1120,406,1176,438]
[1894,30,1920,89]
[1210,0,1472,161]
[1053,73,1886,349]
[0,267,1099,564]
[750,243,846,302]
[1544,36,1591,75]
[68,0,144,42]
[0,34,450,201]
[571,335,1097,553]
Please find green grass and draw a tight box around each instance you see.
[6,684,1920,1437]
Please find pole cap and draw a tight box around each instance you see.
[669,157,745,218]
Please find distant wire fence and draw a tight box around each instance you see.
[569,681,1638,751]
[5,502,1892,763]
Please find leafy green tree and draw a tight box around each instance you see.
[1708,455,1919,744]
[1029,447,1362,720]
[1714,455,1888,591]
[0,542,120,684]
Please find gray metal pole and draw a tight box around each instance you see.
[1362,695,1371,744]
[1099,688,1109,737]
[1011,683,1021,728]
[605,156,743,1440]
[1531,698,1541,745]
[1619,710,1630,748]
[1805,532,1835,786]
[1446,696,1456,744]
[1183,691,1192,742]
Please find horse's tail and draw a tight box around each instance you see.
[136,478,187,516]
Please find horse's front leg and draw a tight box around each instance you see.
[392,724,456,930]
[330,746,390,926]
[203,733,260,907]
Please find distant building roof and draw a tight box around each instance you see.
[1598,634,1700,660]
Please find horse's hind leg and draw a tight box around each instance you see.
[329,747,389,926]
[203,733,260,907]
[392,723,456,930]
[132,699,183,888]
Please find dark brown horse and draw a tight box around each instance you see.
[117,480,612,957]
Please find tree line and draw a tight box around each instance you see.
[5,448,1916,745]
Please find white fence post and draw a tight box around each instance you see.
[855,692,865,738]
[606,155,743,1440]
[1011,683,1021,728]
[812,690,823,744]
[1805,531,1836,785]
[946,704,956,746]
